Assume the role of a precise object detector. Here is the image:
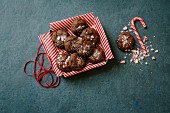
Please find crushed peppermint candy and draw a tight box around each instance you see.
[120,60,126,64]
[151,48,154,51]
[122,35,128,47]
[129,29,133,32]
[123,26,128,31]
[155,50,159,53]
[152,56,156,60]
[119,24,159,65]
[128,22,131,26]
[130,49,149,64]
[143,36,149,42]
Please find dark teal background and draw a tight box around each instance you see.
[0,0,170,113]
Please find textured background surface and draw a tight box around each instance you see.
[0,0,170,113]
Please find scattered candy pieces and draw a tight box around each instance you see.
[152,56,156,60]
[128,22,131,26]
[151,48,154,51]
[120,60,126,64]
[155,50,159,53]
[123,26,128,31]
[130,49,149,64]
[129,29,133,32]
[143,36,149,42]
[119,22,159,65]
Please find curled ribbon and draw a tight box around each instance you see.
[24,44,60,88]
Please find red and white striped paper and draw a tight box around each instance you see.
[38,12,114,77]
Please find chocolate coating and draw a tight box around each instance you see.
[64,36,77,53]
[52,29,68,49]
[88,46,105,64]
[116,32,135,51]
[70,53,86,71]
[80,27,100,45]
[56,52,71,72]
[75,37,95,57]
[70,18,87,36]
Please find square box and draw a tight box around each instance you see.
[38,12,114,77]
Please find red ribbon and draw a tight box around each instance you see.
[24,44,60,88]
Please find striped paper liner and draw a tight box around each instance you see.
[38,12,114,77]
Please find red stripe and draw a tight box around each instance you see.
[47,43,55,53]
[131,17,147,53]
[60,20,69,29]
[44,42,53,53]
[53,23,60,29]
[50,23,57,31]
[43,35,51,44]
[95,17,114,59]
[64,19,72,26]
[83,13,94,26]
[46,41,53,50]
[55,21,63,28]
[39,33,63,77]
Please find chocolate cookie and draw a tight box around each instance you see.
[64,36,77,53]
[80,27,100,45]
[70,18,87,36]
[116,32,135,51]
[70,53,86,71]
[75,37,95,57]
[52,29,68,49]
[88,46,105,64]
[56,52,71,72]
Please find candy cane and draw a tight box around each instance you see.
[131,17,147,54]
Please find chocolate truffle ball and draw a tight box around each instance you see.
[56,52,71,72]
[88,46,105,64]
[70,53,86,71]
[75,37,95,57]
[64,36,77,53]
[116,32,135,51]
[51,29,68,49]
[80,27,100,45]
[70,18,87,36]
